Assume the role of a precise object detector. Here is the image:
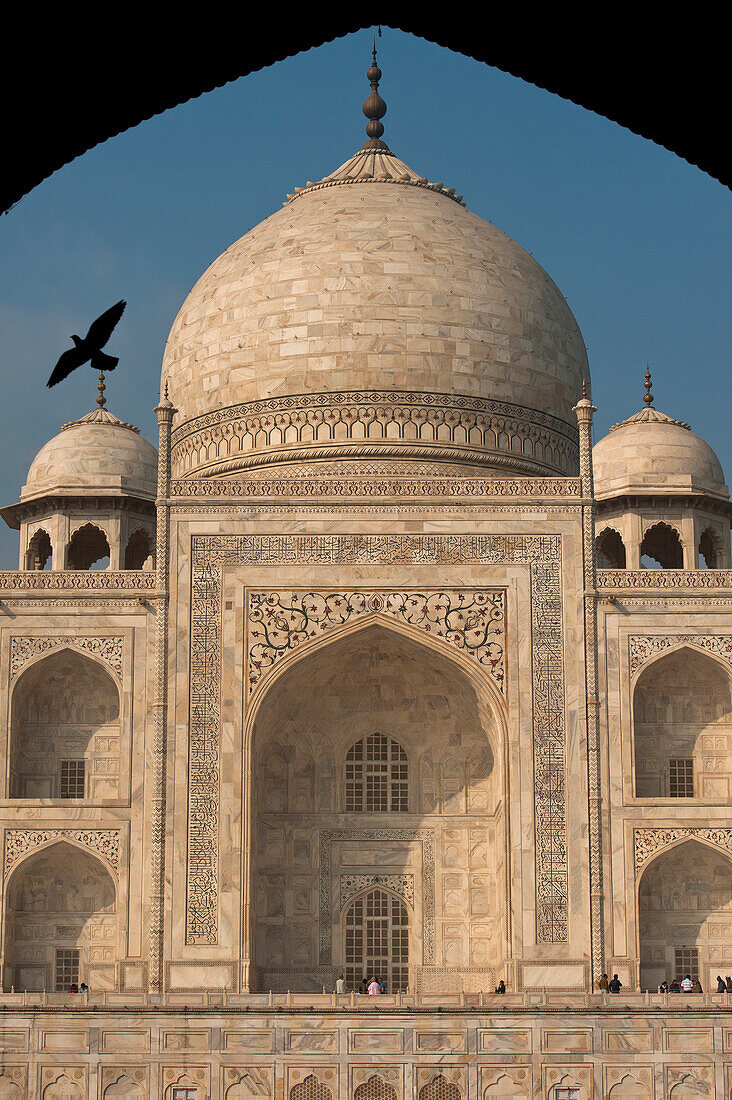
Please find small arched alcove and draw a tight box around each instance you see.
[595,527,627,568]
[9,648,122,800]
[633,647,732,799]
[249,620,504,992]
[124,526,154,570]
[3,840,117,992]
[640,522,683,569]
[698,526,724,569]
[25,527,52,570]
[637,839,732,992]
[66,523,110,570]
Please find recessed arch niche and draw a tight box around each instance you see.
[2,840,117,992]
[9,648,122,800]
[633,647,732,799]
[637,838,732,992]
[248,620,505,992]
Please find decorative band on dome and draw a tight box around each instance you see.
[169,389,580,480]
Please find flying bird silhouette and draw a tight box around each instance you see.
[46,300,126,388]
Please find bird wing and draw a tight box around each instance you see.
[85,299,126,348]
[46,345,90,387]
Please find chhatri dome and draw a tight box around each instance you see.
[21,403,158,503]
[163,51,590,479]
[592,367,728,501]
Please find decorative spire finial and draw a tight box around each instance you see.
[362,40,389,151]
[96,370,107,408]
[643,364,653,406]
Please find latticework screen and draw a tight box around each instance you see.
[345,888,409,992]
[345,733,408,812]
[354,1077,397,1100]
[290,1077,332,1100]
[418,1076,462,1100]
[675,946,699,981]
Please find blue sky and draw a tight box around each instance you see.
[1,29,730,568]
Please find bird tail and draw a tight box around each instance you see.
[90,351,119,372]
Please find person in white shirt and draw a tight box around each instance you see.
[335,974,346,994]
[368,977,381,995]
[680,974,694,992]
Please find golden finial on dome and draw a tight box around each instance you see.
[96,370,106,408]
[643,364,653,406]
[362,39,389,152]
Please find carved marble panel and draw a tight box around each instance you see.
[320,829,433,964]
[4,828,121,873]
[248,589,505,694]
[633,827,732,873]
[187,533,568,945]
[629,633,732,677]
[9,635,123,680]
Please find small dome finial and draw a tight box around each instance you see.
[96,370,107,408]
[362,39,389,151]
[643,364,653,406]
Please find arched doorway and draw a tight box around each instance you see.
[9,649,122,800]
[3,840,117,991]
[637,839,732,991]
[248,622,503,992]
[344,887,409,992]
[633,647,732,799]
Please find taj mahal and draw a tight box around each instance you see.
[0,51,730,1100]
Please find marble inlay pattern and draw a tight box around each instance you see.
[4,828,121,873]
[598,569,732,589]
[9,635,124,680]
[629,633,732,676]
[187,534,568,946]
[247,590,505,695]
[339,875,415,912]
[633,827,732,872]
[0,570,155,590]
[320,830,433,964]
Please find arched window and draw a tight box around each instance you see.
[290,1077,331,1100]
[67,523,110,570]
[638,839,732,992]
[640,522,683,569]
[633,647,731,799]
[3,841,116,992]
[698,526,724,569]
[25,528,52,570]
[354,1077,397,1100]
[345,733,408,812]
[10,649,121,800]
[418,1078,462,1100]
[595,527,627,568]
[124,527,154,570]
[344,888,408,993]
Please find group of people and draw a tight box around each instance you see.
[658,975,704,993]
[67,981,89,994]
[334,975,387,995]
[600,973,732,995]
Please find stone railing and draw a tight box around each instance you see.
[598,569,732,590]
[0,989,729,1012]
[0,571,157,592]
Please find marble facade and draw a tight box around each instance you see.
[2,65,731,1091]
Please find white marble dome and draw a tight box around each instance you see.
[162,144,590,479]
[592,405,728,501]
[22,407,158,502]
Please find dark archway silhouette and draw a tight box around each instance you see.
[596,527,627,569]
[2,17,729,215]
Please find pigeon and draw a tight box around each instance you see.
[46,300,126,387]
